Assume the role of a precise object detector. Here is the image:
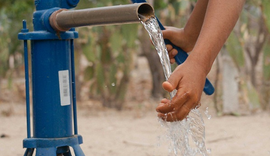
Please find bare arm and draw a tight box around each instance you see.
[157,0,246,122]
[162,0,209,52]
[184,0,209,47]
[190,0,246,74]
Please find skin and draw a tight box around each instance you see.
[156,0,246,122]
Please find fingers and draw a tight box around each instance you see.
[156,90,190,115]
[162,68,182,92]
[156,91,200,122]
[162,81,174,92]
[157,106,190,122]
[160,98,169,103]
[163,29,178,65]
[169,49,178,58]
[166,44,178,64]
[157,103,196,122]
[158,112,178,122]
[157,104,190,122]
[166,44,173,51]
[170,59,176,64]
[166,65,185,91]
[169,49,178,64]
[156,101,173,114]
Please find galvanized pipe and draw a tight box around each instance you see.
[50,3,154,31]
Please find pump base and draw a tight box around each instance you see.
[23,135,84,156]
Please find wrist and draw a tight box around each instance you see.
[186,51,212,76]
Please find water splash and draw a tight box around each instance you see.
[207,148,211,154]
[204,107,212,120]
[141,16,208,156]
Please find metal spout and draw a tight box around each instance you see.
[50,3,154,32]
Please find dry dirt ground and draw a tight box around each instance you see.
[0,106,270,156]
[0,57,270,156]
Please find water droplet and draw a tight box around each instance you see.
[205,107,208,112]
[204,107,211,119]
[207,148,212,154]
[111,82,115,86]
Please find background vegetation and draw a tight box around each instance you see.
[0,0,269,115]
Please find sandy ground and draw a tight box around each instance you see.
[0,106,269,156]
[0,57,270,155]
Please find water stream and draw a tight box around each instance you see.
[140,16,208,156]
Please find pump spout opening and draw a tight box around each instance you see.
[137,3,155,22]
[50,3,154,32]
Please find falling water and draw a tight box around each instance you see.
[140,16,208,156]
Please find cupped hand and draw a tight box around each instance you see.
[156,58,206,122]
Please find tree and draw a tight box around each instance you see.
[0,0,33,99]
[76,0,139,109]
[260,0,270,110]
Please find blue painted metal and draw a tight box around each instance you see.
[18,0,84,155]
[23,135,83,148]
[18,31,78,40]
[22,20,31,139]
[35,0,79,10]
[70,37,78,135]
[31,39,73,138]
[66,0,80,7]
[23,135,83,155]
[132,0,215,95]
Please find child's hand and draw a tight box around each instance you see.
[166,44,178,64]
[163,26,196,65]
[162,26,196,53]
[156,58,206,121]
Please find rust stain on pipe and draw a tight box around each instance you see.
[50,3,154,32]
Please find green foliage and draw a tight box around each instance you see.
[261,36,270,109]
[154,0,167,10]
[78,20,139,109]
[2,0,268,111]
[261,0,270,31]
[77,0,128,8]
[0,9,10,76]
[263,39,270,80]
[0,0,34,78]
[76,0,195,108]
[226,32,245,68]
[245,81,261,109]
[224,0,270,112]
[77,0,159,108]
[121,24,138,48]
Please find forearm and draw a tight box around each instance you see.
[184,0,209,43]
[189,0,245,74]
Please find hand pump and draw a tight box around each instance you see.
[18,0,154,155]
